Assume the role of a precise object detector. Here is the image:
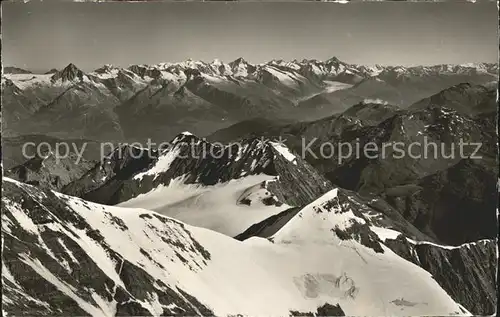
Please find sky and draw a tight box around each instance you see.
[2,1,498,72]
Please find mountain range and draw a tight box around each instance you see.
[2,57,497,144]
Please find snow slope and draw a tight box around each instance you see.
[2,177,470,317]
[119,175,291,237]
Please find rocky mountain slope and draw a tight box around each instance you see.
[4,153,96,192]
[207,82,498,246]
[385,237,497,316]
[2,177,477,317]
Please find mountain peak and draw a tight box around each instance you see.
[269,59,284,65]
[51,63,86,83]
[94,64,116,73]
[65,63,79,71]
[326,56,342,64]
[211,58,223,65]
[170,131,201,145]
[231,57,248,65]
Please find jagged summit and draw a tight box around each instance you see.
[325,56,342,64]
[230,57,249,65]
[444,82,474,91]
[50,63,86,83]
[63,63,80,72]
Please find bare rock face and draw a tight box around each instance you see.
[234,207,302,241]
[62,144,159,201]
[384,237,497,316]
[290,303,346,316]
[385,158,498,245]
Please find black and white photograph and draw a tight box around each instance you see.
[1,1,498,316]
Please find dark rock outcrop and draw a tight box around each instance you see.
[385,158,498,245]
[235,207,301,241]
[62,144,159,201]
[290,303,345,316]
[385,237,497,316]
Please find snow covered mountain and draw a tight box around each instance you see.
[62,132,333,208]
[236,187,497,315]
[2,177,481,317]
[3,58,497,143]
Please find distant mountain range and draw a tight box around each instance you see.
[2,57,497,143]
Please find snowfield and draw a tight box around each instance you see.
[270,141,298,165]
[2,177,470,317]
[119,175,291,237]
